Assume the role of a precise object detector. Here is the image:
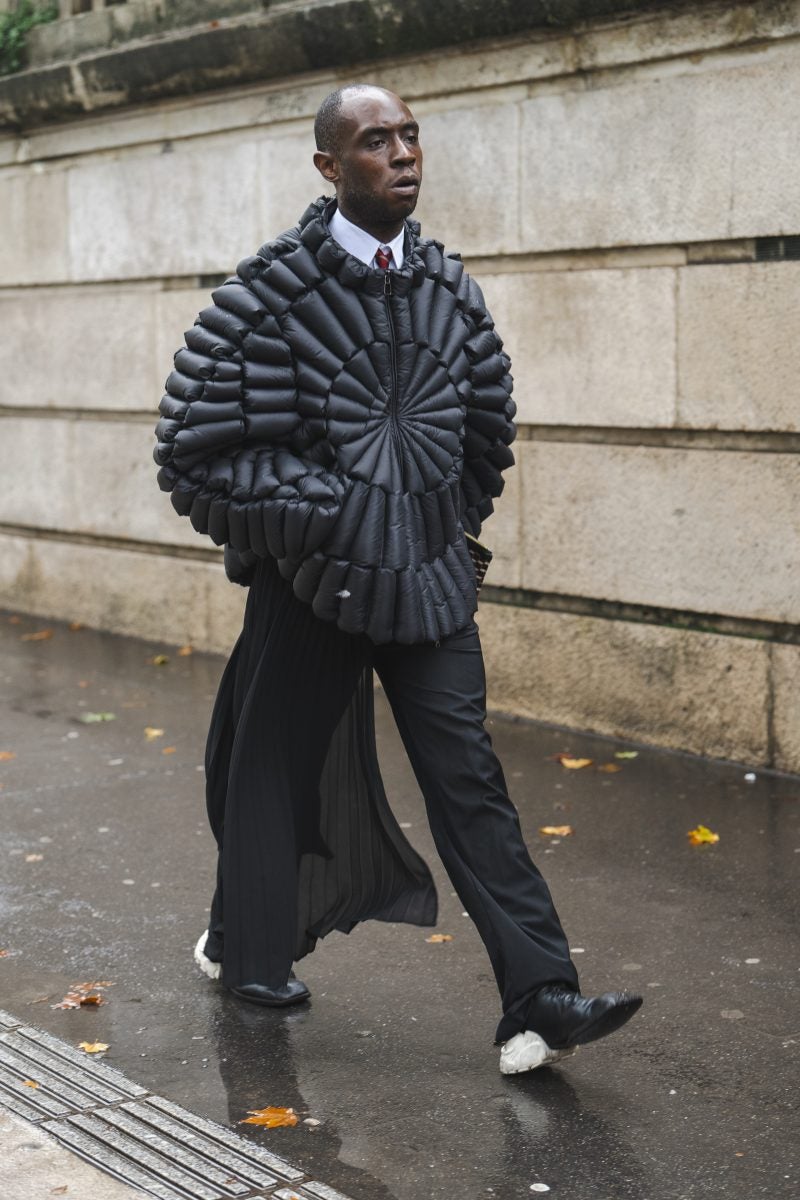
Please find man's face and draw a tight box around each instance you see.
[316,89,423,236]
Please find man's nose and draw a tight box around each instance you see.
[389,136,417,165]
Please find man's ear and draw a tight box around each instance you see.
[313,150,339,184]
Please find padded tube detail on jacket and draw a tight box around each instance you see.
[155,197,516,644]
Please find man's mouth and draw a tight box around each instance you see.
[391,176,420,193]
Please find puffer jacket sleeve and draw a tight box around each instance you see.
[459,277,516,538]
[154,258,347,565]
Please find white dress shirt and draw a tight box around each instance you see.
[329,206,405,270]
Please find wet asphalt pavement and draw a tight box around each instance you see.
[0,608,797,1200]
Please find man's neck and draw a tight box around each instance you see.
[336,201,403,243]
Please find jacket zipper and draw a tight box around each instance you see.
[384,271,402,459]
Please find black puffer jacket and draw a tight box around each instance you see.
[154,197,516,644]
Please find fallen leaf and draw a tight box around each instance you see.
[21,629,54,642]
[68,622,85,632]
[144,727,165,740]
[597,763,622,773]
[8,615,21,624]
[79,1041,109,1054]
[0,751,16,761]
[241,1106,299,1128]
[688,825,720,846]
[149,654,169,666]
[25,853,44,862]
[539,825,574,837]
[177,645,193,657]
[303,1118,321,1127]
[77,680,90,688]
[556,755,593,769]
[614,751,639,759]
[50,1188,68,1195]
[22,1079,39,1089]
[80,712,116,724]
[425,933,453,943]
[162,746,177,755]
[52,981,113,1009]
[28,996,50,1005]
[0,949,9,958]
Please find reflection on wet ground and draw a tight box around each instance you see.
[0,611,797,1198]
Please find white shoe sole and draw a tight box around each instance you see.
[193,931,221,980]
[499,1029,578,1074]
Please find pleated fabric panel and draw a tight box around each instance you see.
[204,554,437,988]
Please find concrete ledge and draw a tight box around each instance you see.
[0,0,703,130]
[477,600,786,770]
[0,532,244,652]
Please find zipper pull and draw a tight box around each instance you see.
[383,270,392,296]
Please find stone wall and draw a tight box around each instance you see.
[1,0,798,770]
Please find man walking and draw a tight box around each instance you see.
[154,83,641,1074]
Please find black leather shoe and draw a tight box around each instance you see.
[526,985,642,1050]
[229,972,310,1008]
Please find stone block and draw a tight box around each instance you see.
[0,284,162,410]
[257,128,324,239]
[483,455,521,588]
[519,442,800,623]
[66,138,264,281]
[519,50,800,250]
[477,267,676,426]
[0,416,197,549]
[771,643,800,775]
[0,533,244,654]
[678,262,800,432]
[0,166,70,286]
[413,100,520,256]
[478,602,770,765]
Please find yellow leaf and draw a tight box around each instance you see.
[144,727,164,740]
[79,1041,109,1054]
[149,654,169,666]
[557,756,593,769]
[425,933,453,943]
[241,1106,299,1128]
[614,751,638,759]
[539,825,574,837]
[21,629,54,642]
[22,1079,39,1089]
[0,751,16,761]
[177,645,194,657]
[162,746,177,755]
[688,825,720,846]
[597,763,622,773]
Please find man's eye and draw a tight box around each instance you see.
[368,138,385,149]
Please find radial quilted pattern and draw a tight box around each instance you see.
[154,197,516,644]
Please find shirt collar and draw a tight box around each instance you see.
[329,206,405,269]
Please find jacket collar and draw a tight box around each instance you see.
[297,196,427,295]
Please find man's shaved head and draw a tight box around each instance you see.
[314,83,393,155]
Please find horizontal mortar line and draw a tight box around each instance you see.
[1,235,795,295]
[480,586,800,645]
[517,425,800,452]
[0,408,797,452]
[0,522,220,562]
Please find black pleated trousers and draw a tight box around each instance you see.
[204,555,579,1044]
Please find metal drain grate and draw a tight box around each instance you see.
[0,1009,354,1200]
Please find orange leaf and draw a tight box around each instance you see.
[688,825,720,846]
[0,751,16,761]
[241,1106,299,1128]
[162,746,177,755]
[425,933,453,943]
[0,949,9,958]
[539,825,574,837]
[21,629,54,642]
[8,615,21,624]
[555,755,593,769]
[177,645,194,657]
[22,1079,39,1089]
[597,763,622,773]
[79,1041,109,1054]
[69,622,85,632]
